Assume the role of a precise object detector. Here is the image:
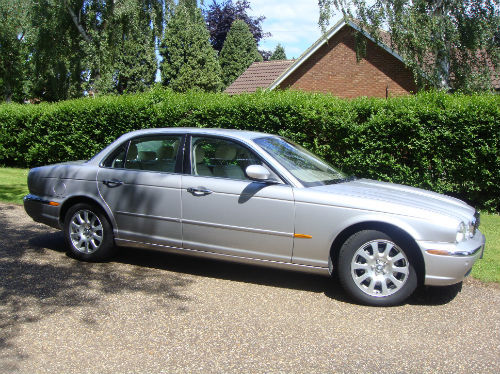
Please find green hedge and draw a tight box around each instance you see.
[0,89,499,211]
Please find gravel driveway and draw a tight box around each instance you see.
[1,203,499,374]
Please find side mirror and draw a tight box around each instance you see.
[245,165,271,181]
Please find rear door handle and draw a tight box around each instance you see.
[187,187,213,196]
[103,179,123,187]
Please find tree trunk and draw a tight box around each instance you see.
[432,0,451,90]
[4,82,12,103]
[64,1,92,44]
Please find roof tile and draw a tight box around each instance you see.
[225,60,295,94]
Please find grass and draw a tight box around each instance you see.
[0,167,29,204]
[471,213,500,283]
[0,166,498,284]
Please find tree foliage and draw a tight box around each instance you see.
[0,0,172,102]
[319,0,500,92]
[219,19,263,87]
[160,4,222,92]
[30,0,85,102]
[109,2,158,94]
[203,0,269,53]
[63,0,168,95]
[270,43,287,60]
[0,0,31,102]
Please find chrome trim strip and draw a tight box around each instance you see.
[23,194,51,204]
[114,212,293,238]
[425,246,483,257]
[116,211,181,223]
[182,218,293,237]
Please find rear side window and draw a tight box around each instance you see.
[103,135,182,173]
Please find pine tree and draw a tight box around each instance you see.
[112,2,158,94]
[160,4,222,92]
[219,19,262,87]
[270,44,287,60]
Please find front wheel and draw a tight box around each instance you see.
[64,203,115,261]
[338,230,417,306]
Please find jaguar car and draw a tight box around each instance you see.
[24,128,485,306]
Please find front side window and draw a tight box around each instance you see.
[102,144,127,168]
[254,136,346,187]
[191,136,264,180]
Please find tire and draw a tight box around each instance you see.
[63,202,115,261]
[338,230,418,306]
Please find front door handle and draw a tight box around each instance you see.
[187,187,213,196]
[103,179,123,188]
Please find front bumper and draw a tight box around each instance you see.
[418,230,486,286]
[23,194,62,230]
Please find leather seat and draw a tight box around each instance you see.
[213,145,245,179]
[194,147,212,176]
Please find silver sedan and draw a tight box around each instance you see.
[24,128,485,306]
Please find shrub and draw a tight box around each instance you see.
[0,89,498,211]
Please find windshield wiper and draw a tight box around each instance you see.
[324,175,357,185]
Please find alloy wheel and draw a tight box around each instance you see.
[350,239,410,297]
[69,209,104,254]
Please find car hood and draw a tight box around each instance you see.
[302,178,475,223]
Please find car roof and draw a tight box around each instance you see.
[87,127,278,166]
[121,127,274,141]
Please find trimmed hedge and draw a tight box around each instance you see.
[0,89,499,211]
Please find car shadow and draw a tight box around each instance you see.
[1,215,194,370]
[29,232,463,307]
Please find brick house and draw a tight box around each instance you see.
[226,19,418,98]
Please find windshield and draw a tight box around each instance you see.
[254,136,347,186]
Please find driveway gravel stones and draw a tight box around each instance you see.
[1,203,499,374]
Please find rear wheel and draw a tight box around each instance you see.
[64,203,115,261]
[338,230,417,306]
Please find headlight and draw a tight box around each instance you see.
[467,222,475,238]
[456,222,467,242]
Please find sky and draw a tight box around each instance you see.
[203,0,342,59]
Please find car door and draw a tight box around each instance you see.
[181,135,295,262]
[97,134,184,248]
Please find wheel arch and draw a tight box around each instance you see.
[59,195,115,229]
[329,221,425,285]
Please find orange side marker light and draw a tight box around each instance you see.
[294,233,312,239]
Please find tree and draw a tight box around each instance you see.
[219,19,263,87]
[318,0,500,92]
[160,4,222,92]
[0,0,31,102]
[30,0,84,102]
[270,43,287,60]
[110,2,158,94]
[203,0,269,53]
[25,0,169,100]
[63,0,168,95]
